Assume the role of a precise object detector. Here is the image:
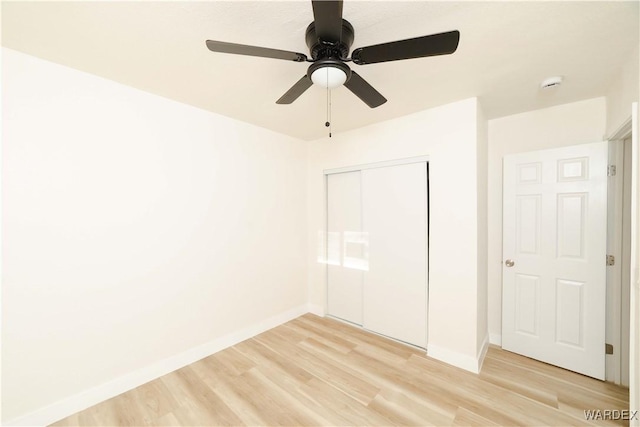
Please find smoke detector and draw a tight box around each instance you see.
[540,76,563,89]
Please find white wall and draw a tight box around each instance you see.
[1,48,308,424]
[486,97,607,343]
[605,46,639,138]
[307,98,488,372]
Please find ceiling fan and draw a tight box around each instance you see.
[205,1,460,108]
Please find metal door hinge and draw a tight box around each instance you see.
[606,255,615,266]
[605,343,614,355]
[607,165,617,176]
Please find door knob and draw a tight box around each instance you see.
[505,259,515,267]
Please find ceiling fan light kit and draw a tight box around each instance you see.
[205,0,460,108]
[309,60,350,89]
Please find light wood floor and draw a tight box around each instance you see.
[52,314,629,426]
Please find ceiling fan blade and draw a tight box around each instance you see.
[344,71,387,108]
[206,40,307,62]
[311,0,343,42]
[276,75,313,104]
[351,30,460,65]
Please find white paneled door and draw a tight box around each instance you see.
[326,160,428,348]
[502,142,608,379]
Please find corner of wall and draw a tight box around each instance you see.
[428,339,487,375]
[489,333,502,346]
[476,101,489,356]
[605,44,639,137]
[476,332,490,372]
[307,303,325,317]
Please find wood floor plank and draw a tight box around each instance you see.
[298,377,395,426]
[128,378,181,422]
[161,367,244,426]
[452,406,501,426]
[376,387,456,426]
[485,346,629,401]
[405,353,591,426]
[252,361,349,425]
[557,387,630,427]
[282,320,357,354]
[366,392,433,426]
[301,336,461,416]
[479,355,561,408]
[188,356,267,426]
[207,346,256,377]
[51,314,629,426]
[231,369,320,426]
[153,412,181,426]
[295,314,423,358]
[236,338,372,425]
[233,338,315,385]
[255,327,381,406]
[81,392,141,427]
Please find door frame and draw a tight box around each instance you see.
[323,155,430,348]
[630,101,638,427]
[606,118,633,386]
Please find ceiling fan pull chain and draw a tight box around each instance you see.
[325,68,332,138]
[329,88,332,138]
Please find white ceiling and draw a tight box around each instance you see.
[2,1,638,140]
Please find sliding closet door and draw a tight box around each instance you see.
[362,162,427,347]
[327,171,364,325]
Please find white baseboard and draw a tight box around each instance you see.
[4,304,309,427]
[427,343,483,374]
[489,333,502,346]
[307,303,325,316]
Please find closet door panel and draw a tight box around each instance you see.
[327,171,363,325]
[362,163,427,347]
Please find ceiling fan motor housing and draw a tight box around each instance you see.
[305,19,355,60]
